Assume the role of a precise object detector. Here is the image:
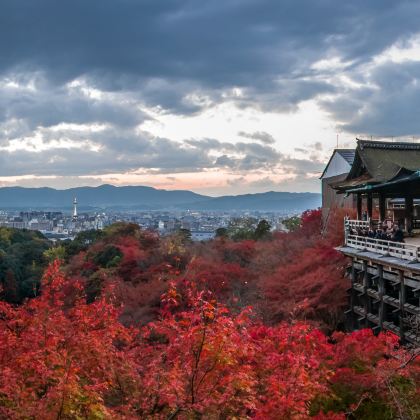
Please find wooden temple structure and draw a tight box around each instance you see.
[334,139,420,345]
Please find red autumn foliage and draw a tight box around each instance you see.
[258,209,349,329]
[0,261,134,419]
[1,264,419,418]
[2,210,418,417]
[60,209,348,331]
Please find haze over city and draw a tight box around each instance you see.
[2,1,420,195]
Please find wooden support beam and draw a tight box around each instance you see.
[357,194,362,220]
[405,196,414,234]
[379,194,386,222]
[362,261,369,289]
[361,261,371,325]
[367,192,373,220]
[351,261,357,285]
[350,260,357,318]
[378,264,385,330]
[399,270,406,340]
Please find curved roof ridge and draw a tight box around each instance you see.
[357,138,420,150]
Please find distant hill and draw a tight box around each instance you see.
[0,185,207,210]
[0,185,320,212]
[183,191,321,211]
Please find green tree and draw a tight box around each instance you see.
[283,216,301,232]
[63,229,105,260]
[227,218,257,241]
[0,227,51,303]
[43,245,66,263]
[215,227,228,238]
[92,244,123,268]
[254,219,271,240]
[177,228,192,244]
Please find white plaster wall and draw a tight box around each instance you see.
[322,153,351,179]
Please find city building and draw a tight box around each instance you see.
[191,231,216,241]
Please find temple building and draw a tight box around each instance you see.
[327,139,420,345]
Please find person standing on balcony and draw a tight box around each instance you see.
[375,227,388,240]
[391,224,404,243]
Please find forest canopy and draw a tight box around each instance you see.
[0,210,419,418]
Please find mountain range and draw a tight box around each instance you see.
[0,185,321,212]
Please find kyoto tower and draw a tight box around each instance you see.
[73,197,78,219]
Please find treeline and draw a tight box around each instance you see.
[0,228,50,303]
[0,211,419,418]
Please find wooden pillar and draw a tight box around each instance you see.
[405,196,413,233]
[350,260,357,330]
[398,270,406,341]
[350,261,357,307]
[362,261,368,289]
[362,261,369,325]
[351,260,357,286]
[367,192,373,220]
[378,264,385,330]
[379,194,386,222]
[357,194,362,220]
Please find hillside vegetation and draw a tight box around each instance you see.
[0,210,419,419]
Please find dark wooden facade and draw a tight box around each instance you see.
[340,247,420,345]
[333,140,420,345]
[322,173,357,221]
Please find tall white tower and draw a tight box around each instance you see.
[73,197,78,219]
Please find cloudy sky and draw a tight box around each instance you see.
[1,1,420,195]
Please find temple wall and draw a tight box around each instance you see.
[322,174,357,222]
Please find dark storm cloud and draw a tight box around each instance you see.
[2,0,420,113]
[321,61,420,135]
[0,79,146,132]
[2,0,420,182]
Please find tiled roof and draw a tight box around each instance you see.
[334,139,420,192]
[336,149,355,165]
[353,139,420,183]
[320,148,355,179]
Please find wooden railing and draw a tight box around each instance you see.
[345,234,419,262]
[344,218,370,229]
[344,218,420,262]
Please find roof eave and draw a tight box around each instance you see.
[345,171,420,194]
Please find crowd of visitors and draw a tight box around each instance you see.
[349,221,405,243]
